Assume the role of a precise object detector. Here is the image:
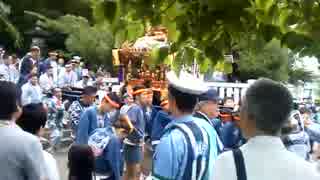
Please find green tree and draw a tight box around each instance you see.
[96,0,320,64]
[25,12,113,67]
[0,2,21,47]
[287,52,315,84]
[2,0,92,50]
[65,24,113,67]
[237,39,315,82]
[238,39,290,81]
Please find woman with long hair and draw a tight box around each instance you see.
[68,144,95,180]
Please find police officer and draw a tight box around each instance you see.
[194,89,221,131]
[152,71,219,179]
[194,89,224,152]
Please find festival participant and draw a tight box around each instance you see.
[151,71,219,180]
[75,70,93,88]
[76,92,122,144]
[219,97,246,150]
[94,72,105,90]
[224,96,235,109]
[21,74,43,106]
[16,103,60,180]
[0,81,45,180]
[214,78,320,180]
[18,46,41,87]
[39,66,55,93]
[145,89,164,143]
[40,51,58,75]
[45,88,65,150]
[71,56,82,80]
[75,92,123,180]
[68,86,97,136]
[0,46,4,63]
[123,93,134,106]
[0,54,18,82]
[143,88,153,138]
[85,93,123,180]
[150,98,172,149]
[123,85,148,180]
[11,54,20,70]
[58,63,77,88]
[57,57,65,77]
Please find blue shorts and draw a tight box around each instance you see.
[123,144,143,164]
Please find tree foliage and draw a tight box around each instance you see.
[287,51,315,84]
[238,39,315,82]
[1,0,91,51]
[238,39,290,81]
[96,0,320,65]
[25,12,113,67]
[3,0,320,78]
[0,2,21,47]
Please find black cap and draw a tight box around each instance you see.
[198,89,220,102]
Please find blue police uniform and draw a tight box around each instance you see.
[193,111,224,153]
[152,115,219,179]
[152,71,219,179]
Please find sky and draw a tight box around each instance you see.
[295,56,320,76]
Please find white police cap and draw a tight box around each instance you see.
[166,71,208,95]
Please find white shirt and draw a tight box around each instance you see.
[58,70,77,87]
[39,73,55,92]
[0,64,18,83]
[50,61,58,83]
[21,82,43,106]
[42,150,60,180]
[214,136,320,180]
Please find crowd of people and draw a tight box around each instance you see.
[0,45,320,180]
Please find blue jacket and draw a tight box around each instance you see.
[76,106,111,144]
[219,121,246,149]
[145,106,162,137]
[151,110,172,146]
[124,104,145,145]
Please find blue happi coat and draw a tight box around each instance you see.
[76,106,111,145]
[88,128,122,180]
[76,106,122,180]
[151,110,172,147]
[124,104,145,145]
